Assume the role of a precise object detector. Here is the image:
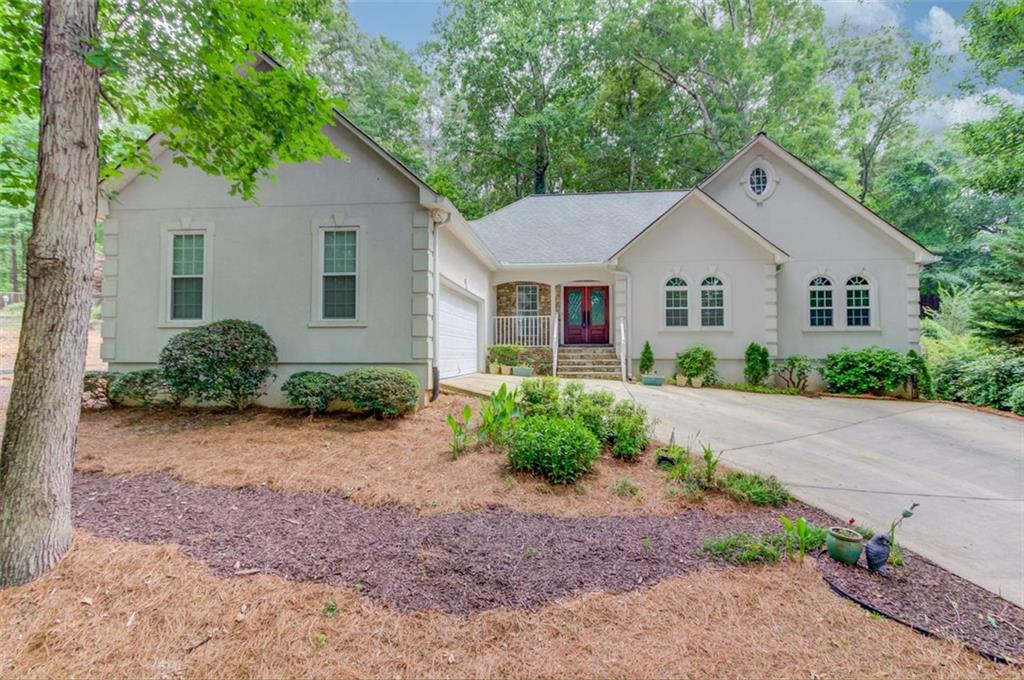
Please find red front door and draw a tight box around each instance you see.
[563,286,610,344]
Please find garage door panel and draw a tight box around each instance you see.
[439,287,479,379]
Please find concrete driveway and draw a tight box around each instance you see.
[444,373,1024,606]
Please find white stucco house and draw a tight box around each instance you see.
[98,58,938,404]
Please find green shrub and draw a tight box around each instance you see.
[507,416,600,484]
[518,376,562,416]
[719,471,790,506]
[639,341,655,375]
[335,367,421,418]
[611,478,642,498]
[608,400,652,460]
[562,387,615,442]
[159,319,277,409]
[702,532,781,565]
[519,347,553,375]
[743,342,771,385]
[906,350,934,399]
[477,383,520,445]
[282,371,337,414]
[82,370,114,406]
[676,345,716,382]
[822,346,911,395]
[487,344,523,366]
[108,369,175,407]
[1009,384,1024,416]
[774,355,814,391]
[715,383,801,396]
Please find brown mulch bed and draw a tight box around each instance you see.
[818,552,1024,664]
[73,471,790,615]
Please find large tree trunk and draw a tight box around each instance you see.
[0,0,99,587]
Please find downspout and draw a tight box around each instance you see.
[430,209,451,402]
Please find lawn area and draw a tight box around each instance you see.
[0,390,1021,677]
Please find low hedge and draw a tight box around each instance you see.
[822,346,911,395]
[507,415,600,484]
[108,369,176,407]
[335,367,421,418]
[281,371,337,414]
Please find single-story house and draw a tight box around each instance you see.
[98,55,938,404]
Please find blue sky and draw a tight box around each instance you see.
[349,0,1022,130]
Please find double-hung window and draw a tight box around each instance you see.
[665,277,688,327]
[322,229,357,319]
[809,276,833,327]
[170,233,205,320]
[846,275,871,327]
[700,276,725,327]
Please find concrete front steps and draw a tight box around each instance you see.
[556,345,622,380]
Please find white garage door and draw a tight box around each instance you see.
[438,286,479,379]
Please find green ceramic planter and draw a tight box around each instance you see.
[826,527,864,566]
[641,375,665,386]
[512,366,534,377]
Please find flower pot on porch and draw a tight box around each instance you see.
[500,365,512,375]
[690,376,703,388]
[489,362,500,375]
[512,366,534,377]
[826,527,864,566]
[641,375,665,386]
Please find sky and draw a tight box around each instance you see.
[349,0,1023,131]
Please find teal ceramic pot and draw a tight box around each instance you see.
[641,375,665,386]
[826,527,864,566]
[512,366,534,377]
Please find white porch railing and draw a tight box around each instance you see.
[492,315,555,347]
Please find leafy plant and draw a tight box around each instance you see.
[611,478,642,498]
[447,404,473,458]
[1008,383,1024,416]
[743,342,771,385]
[715,383,801,395]
[639,341,655,375]
[906,350,934,399]
[159,319,278,409]
[640,536,653,551]
[822,346,912,395]
[487,344,524,366]
[518,376,562,417]
[108,369,176,407]
[608,400,652,460]
[702,532,781,566]
[561,387,615,442]
[507,416,600,484]
[929,343,1024,410]
[477,383,520,446]
[778,515,826,563]
[676,345,716,382]
[888,502,920,566]
[281,371,337,414]
[719,471,790,506]
[335,367,420,418]
[323,598,340,617]
[774,355,814,391]
[698,441,720,489]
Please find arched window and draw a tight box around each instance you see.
[665,277,688,327]
[846,275,871,327]
[749,166,769,195]
[700,276,725,327]
[809,276,833,327]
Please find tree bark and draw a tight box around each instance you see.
[0,0,99,587]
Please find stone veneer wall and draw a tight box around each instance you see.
[495,281,552,316]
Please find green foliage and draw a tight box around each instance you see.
[719,472,791,507]
[676,345,716,382]
[108,369,175,407]
[822,346,912,395]
[518,377,562,417]
[561,386,615,443]
[778,516,826,563]
[702,532,781,566]
[507,416,601,484]
[929,341,1024,410]
[608,400,652,460]
[971,228,1024,343]
[82,370,114,407]
[447,404,474,458]
[888,502,920,566]
[159,320,277,409]
[639,341,655,375]
[906,350,935,399]
[774,355,814,392]
[477,383,520,446]
[487,344,525,366]
[715,383,801,396]
[282,371,336,414]
[1008,384,1024,416]
[698,441,720,489]
[518,347,554,375]
[335,367,421,418]
[743,342,771,385]
[611,478,641,498]
[924,286,978,337]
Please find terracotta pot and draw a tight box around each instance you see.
[500,365,512,375]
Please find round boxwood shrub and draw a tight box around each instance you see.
[108,369,175,407]
[676,345,716,381]
[282,371,337,414]
[335,367,421,418]
[159,319,277,409]
[507,415,600,484]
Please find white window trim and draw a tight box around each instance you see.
[309,223,367,327]
[697,271,731,331]
[807,274,835,329]
[803,270,881,332]
[740,156,779,203]
[516,283,540,316]
[660,275,691,332]
[158,221,213,328]
[845,274,874,329]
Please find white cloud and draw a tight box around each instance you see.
[816,0,901,30]
[915,6,967,55]
[914,88,1024,132]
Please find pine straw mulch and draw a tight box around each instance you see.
[1,532,1016,680]
[74,394,744,517]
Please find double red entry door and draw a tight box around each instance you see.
[563,286,609,344]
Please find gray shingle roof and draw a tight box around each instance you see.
[469,190,688,265]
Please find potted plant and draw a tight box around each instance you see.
[490,344,522,375]
[639,341,663,385]
[826,518,864,566]
[676,345,716,387]
[512,365,534,377]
